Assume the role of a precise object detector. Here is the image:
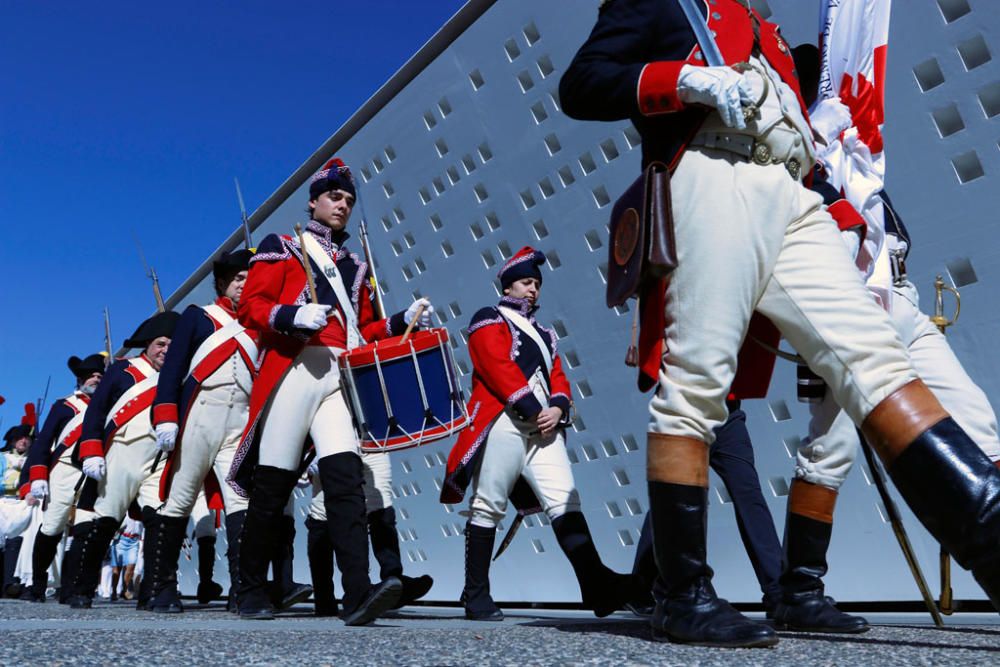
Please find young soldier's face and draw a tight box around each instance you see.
[144,336,171,371]
[309,189,355,231]
[505,277,541,304]
[224,270,248,306]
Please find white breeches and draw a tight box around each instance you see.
[259,346,360,471]
[92,424,163,521]
[308,450,393,521]
[190,491,216,539]
[649,147,915,443]
[161,386,250,519]
[40,461,87,537]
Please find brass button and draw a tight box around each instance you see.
[711,12,721,20]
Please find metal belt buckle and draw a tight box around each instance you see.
[786,158,801,181]
[751,142,772,165]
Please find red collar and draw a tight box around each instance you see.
[215,296,237,317]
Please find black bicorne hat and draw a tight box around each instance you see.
[123,311,180,349]
[212,249,254,282]
[2,424,32,446]
[67,353,106,380]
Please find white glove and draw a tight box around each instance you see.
[404,298,434,329]
[810,97,853,145]
[155,423,179,453]
[677,64,756,129]
[82,456,106,481]
[30,480,49,501]
[293,303,332,330]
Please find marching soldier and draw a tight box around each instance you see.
[64,310,179,609]
[441,247,632,621]
[1,422,34,596]
[227,158,433,624]
[561,0,1000,647]
[21,353,105,602]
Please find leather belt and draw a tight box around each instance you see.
[690,131,804,181]
[889,248,908,287]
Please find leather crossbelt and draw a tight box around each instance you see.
[690,131,804,181]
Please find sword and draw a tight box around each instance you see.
[353,180,386,320]
[37,375,51,423]
[103,308,114,368]
[133,233,166,313]
[234,177,253,250]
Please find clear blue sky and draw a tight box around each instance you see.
[0,1,465,422]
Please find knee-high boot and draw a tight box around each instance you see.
[29,529,62,602]
[268,515,313,610]
[135,505,160,610]
[551,511,633,617]
[462,523,502,621]
[67,517,119,609]
[224,510,245,613]
[237,465,300,619]
[318,452,400,625]
[196,535,224,604]
[368,507,433,608]
[149,515,189,613]
[59,521,91,604]
[306,515,338,617]
[647,434,777,648]
[774,480,868,632]
[862,380,1000,610]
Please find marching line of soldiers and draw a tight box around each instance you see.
[1,0,999,651]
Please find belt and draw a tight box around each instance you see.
[690,131,804,181]
[889,248,907,287]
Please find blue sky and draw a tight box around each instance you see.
[0,1,464,422]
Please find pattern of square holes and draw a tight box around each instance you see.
[952,150,984,183]
[517,70,535,93]
[538,177,555,198]
[913,58,945,92]
[584,229,603,251]
[478,142,493,163]
[563,350,580,368]
[485,212,501,231]
[769,399,792,422]
[622,434,639,453]
[613,468,630,487]
[606,500,623,518]
[557,165,575,186]
[533,220,549,239]
[429,214,443,231]
[474,183,489,202]
[592,185,611,208]
[537,55,554,79]
[617,529,635,547]
[462,154,477,174]
[601,439,618,457]
[978,81,1000,118]
[547,250,562,269]
[937,0,971,23]
[957,34,991,71]
[469,68,485,90]
[931,104,965,137]
[600,138,620,162]
[523,21,540,46]
[504,38,521,62]
[531,101,549,124]
[543,133,561,155]
[579,152,597,175]
[625,498,643,515]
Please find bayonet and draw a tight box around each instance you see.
[104,307,114,368]
[235,177,253,250]
[133,233,166,313]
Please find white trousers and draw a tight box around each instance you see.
[649,148,915,442]
[308,450,393,521]
[92,419,163,521]
[259,346,359,471]
[161,385,250,518]
[190,491,217,539]
[799,280,1000,488]
[40,461,87,537]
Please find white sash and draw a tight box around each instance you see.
[499,307,553,375]
[55,394,89,447]
[187,304,259,377]
[105,358,158,429]
[301,232,364,349]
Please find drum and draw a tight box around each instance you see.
[339,328,469,452]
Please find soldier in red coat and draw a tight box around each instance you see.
[442,247,632,621]
[228,158,432,625]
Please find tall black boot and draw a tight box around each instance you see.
[238,465,300,619]
[462,523,502,621]
[773,480,868,633]
[551,511,633,617]
[59,521,91,604]
[306,516,338,617]
[196,535,224,604]
[29,529,62,602]
[649,480,777,647]
[3,536,23,597]
[368,507,433,608]
[224,510,246,613]
[149,515,188,613]
[135,505,160,610]
[67,517,119,609]
[318,452,401,625]
[269,515,313,610]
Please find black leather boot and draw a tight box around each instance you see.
[552,511,633,617]
[149,515,188,614]
[135,505,159,610]
[368,507,433,609]
[773,481,868,633]
[59,521,91,604]
[28,529,62,602]
[67,517,119,609]
[224,510,245,613]
[238,465,300,620]
[319,453,401,626]
[462,523,503,621]
[196,535,224,604]
[269,515,313,610]
[306,515,338,617]
[649,481,777,648]
[883,417,1000,610]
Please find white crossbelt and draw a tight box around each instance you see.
[499,307,553,375]
[301,233,364,350]
[105,357,158,428]
[187,304,259,377]
[55,394,89,448]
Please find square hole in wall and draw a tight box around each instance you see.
[579,152,597,174]
[419,187,432,205]
[547,250,562,269]
[523,21,540,45]
[504,38,521,61]
[517,70,535,93]
[437,309,449,324]
[537,54,555,79]
[391,240,403,257]
[485,212,501,231]
[613,469,631,486]
[567,448,579,464]
[769,399,792,422]
[497,240,512,259]
[401,265,413,281]
[957,34,991,71]
[533,219,549,239]
[606,500,623,518]
[434,138,449,157]
[932,104,965,137]
[449,302,462,318]
[625,498,643,515]
[423,111,437,131]
[474,183,489,203]
[382,181,395,198]
[470,222,484,240]
[460,156,477,176]
[393,207,406,223]
[913,58,945,92]
[552,319,568,338]
[531,101,549,124]
[441,240,454,258]
[584,229,603,251]
[478,142,494,163]
[481,249,497,268]
[622,434,639,452]
[539,177,556,199]
[433,177,445,195]
[558,165,576,186]
[384,145,396,163]
[381,216,393,232]
[372,157,384,173]
[429,214,443,231]
[597,262,609,284]
[952,150,984,183]
[469,68,485,90]
[573,416,587,432]
[769,476,790,497]
[592,185,611,207]
[520,189,537,210]
[782,435,801,459]
[600,138,620,162]
[582,443,599,461]
[749,0,772,19]
[577,380,592,398]
[978,81,1000,118]
[361,166,372,182]
[618,529,635,547]
[937,0,971,23]
[447,166,460,185]
[624,125,642,149]
[544,133,562,155]
[531,538,545,554]
[564,350,580,368]
[457,358,470,376]
[716,485,733,505]
[946,256,978,287]
[438,97,452,118]
[614,303,630,316]
[601,439,618,457]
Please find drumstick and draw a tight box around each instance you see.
[295,223,320,305]
[400,303,426,343]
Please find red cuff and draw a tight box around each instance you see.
[29,465,49,483]
[829,199,866,237]
[79,439,104,460]
[153,403,179,426]
[18,483,31,499]
[638,61,686,116]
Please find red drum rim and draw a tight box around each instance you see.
[359,415,468,452]
[340,327,451,366]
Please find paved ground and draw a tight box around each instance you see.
[1,599,998,666]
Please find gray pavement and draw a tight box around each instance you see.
[1,599,998,666]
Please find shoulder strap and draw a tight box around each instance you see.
[301,233,364,349]
[499,307,553,375]
[187,305,259,376]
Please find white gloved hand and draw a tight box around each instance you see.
[677,64,756,130]
[30,480,49,501]
[82,456,106,481]
[155,423,179,453]
[404,298,434,329]
[810,97,853,145]
[293,303,332,330]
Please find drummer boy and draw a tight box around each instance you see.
[228,157,433,625]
